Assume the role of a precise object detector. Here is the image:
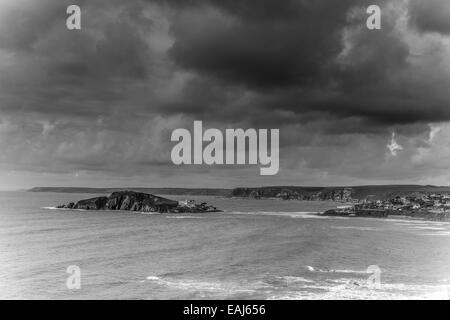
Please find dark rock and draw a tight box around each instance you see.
[73,196,108,210]
[57,202,75,209]
[322,209,389,218]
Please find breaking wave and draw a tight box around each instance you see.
[166,216,206,219]
[228,211,350,219]
[305,266,369,274]
[143,273,450,300]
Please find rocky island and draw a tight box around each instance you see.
[57,191,221,213]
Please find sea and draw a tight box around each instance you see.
[0,191,449,300]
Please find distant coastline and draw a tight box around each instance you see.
[30,185,450,221]
[27,187,231,196]
[28,185,450,200]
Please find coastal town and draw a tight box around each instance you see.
[324,192,450,221]
[352,193,450,213]
[235,186,450,210]
[230,186,450,220]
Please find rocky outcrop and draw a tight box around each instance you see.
[230,187,354,202]
[321,209,389,218]
[57,190,221,213]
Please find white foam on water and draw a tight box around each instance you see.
[411,226,447,230]
[228,211,351,220]
[305,266,368,274]
[230,211,317,215]
[41,206,87,212]
[420,232,450,236]
[268,281,450,300]
[144,275,263,296]
[142,273,450,300]
[330,226,379,231]
[391,219,450,225]
[291,213,350,220]
[281,276,314,283]
[166,216,205,219]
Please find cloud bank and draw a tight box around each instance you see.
[1,0,450,188]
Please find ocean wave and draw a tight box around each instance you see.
[166,216,205,219]
[411,226,447,230]
[420,232,450,236]
[330,226,380,231]
[144,274,317,296]
[305,266,369,274]
[143,273,450,300]
[268,283,450,300]
[143,275,264,297]
[391,219,450,225]
[267,276,450,300]
[230,211,317,215]
[281,276,314,283]
[40,206,87,212]
[228,211,351,220]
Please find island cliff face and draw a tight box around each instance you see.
[57,191,220,213]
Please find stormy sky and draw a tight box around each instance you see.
[1,0,450,189]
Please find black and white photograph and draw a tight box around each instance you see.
[0,0,450,306]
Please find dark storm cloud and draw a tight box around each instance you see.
[55,22,151,80]
[167,0,362,88]
[1,0,450,187]
[409,0,450,34]
[0,0,161,120]
[3,0,447,127]
[0,0,66,51]
[160,0,450,129]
